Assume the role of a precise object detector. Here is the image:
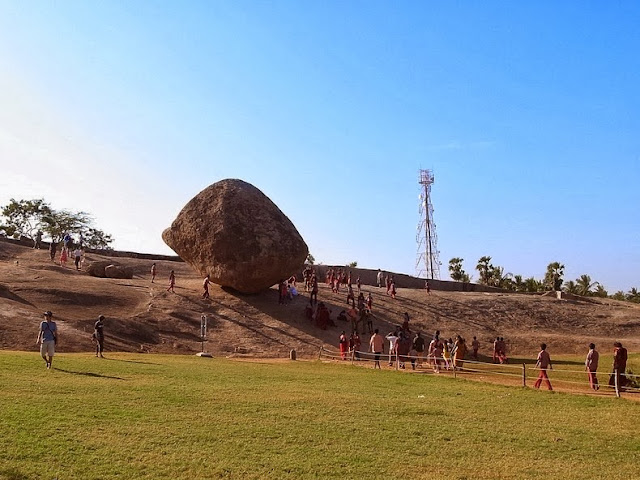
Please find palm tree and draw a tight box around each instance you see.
[576,274,598,296]
[563,280,579,294]
[627,288,640,303]
[524,277,542,293]
[544,262,565,291]
[476,256,493,285]
[611,291,626,301]
[513,275,525,292]
[594,285,608,298]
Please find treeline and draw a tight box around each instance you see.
[448,257,640,303]
[0,198,113,249]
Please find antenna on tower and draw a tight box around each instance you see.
[416,169,440,279]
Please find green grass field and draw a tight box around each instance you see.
[1,351,639,480]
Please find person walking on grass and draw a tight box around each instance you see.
[585,343,599,391]
[93,315,105,358]
[167,270,176,293]
[534,343,553,391]
[202,275,210,299]
[339,331,348,360]
[369,329,385,369]
[609,341,628,391]
[36,311,57,369]
[151,263,157,283]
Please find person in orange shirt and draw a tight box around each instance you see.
[534,343,553,390]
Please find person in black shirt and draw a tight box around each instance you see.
[94,315,105,358]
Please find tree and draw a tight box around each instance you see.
[348,261,358,268]
[576,274,598,296]
[83,228,114,250]
[1,198,114,249]
[611,291,626,301]
[513,275,525,292]
[0,198,52,241]
[490,266,514,290]
[449,257,470,282]
[593,284,608,298]
[41,209,91,243]
[544,262,564,291]
[563,280,579,294]
[524,277,543,293]
[627,288,640,303]
[476,256,493,285]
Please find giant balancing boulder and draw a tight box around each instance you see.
[162,179,308,294]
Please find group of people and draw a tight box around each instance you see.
[36,310,106,369]
[534,341,631,392]
[48,232,85,270]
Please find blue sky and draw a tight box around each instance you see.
[0,1,638,292]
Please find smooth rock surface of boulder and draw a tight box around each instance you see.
[162,179,308,293]
[86,261,112,278]
[104,264,133,279]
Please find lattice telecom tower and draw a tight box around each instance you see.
[416,169,441,279]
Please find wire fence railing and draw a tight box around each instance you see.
[318,346,640,398]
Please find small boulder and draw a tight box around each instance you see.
[86,261,113,278]
[162,179,308,293]
[104,265,133,279]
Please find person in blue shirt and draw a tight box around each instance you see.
[36,311,58,369]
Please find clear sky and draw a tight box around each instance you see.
[1,1,638,293]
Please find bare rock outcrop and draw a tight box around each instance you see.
[162,179,308,293]
[86,261,112,278]
[104,265,133,279]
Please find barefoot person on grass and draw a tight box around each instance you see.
[36,311,57,369]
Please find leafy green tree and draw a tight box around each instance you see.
[41,209,91,243]
[449,257,470,282]
[2,198,114,249]
[576,274,598,296]
[83,228,114,250]
[348,261,358,268]
[544,262,564,291]
[0,198,52,241]
[476,256,494,285]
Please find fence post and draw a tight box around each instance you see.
[522,363,526,387]
[614,369,620,398]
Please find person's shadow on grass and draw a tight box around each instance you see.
[53,368,125,380]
